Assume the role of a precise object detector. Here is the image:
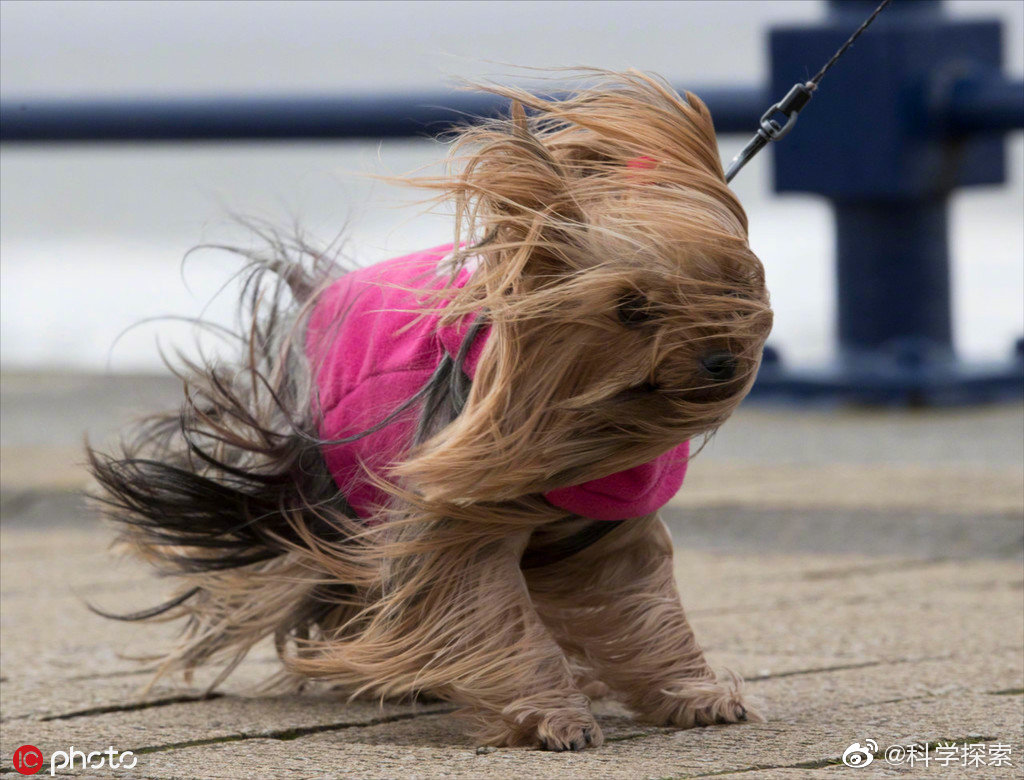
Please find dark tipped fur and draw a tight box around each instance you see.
[89,249,336,565]
[88,236,482,621]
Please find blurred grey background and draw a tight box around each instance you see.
[1,0,1022,372]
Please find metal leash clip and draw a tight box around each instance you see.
[760,82,815,140]
[723,0,891,183]
[726,81,815,183]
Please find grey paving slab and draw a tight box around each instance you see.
[1,374,1022,778]
[2,520,1020,778]
[25,691,1017,779]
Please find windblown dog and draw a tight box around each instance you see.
[89,70,773,750]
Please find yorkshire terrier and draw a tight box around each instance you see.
[88,70,772,750]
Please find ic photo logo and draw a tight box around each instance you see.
[12,745,43,775]
[12,745,137,776]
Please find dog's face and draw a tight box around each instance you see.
[401,72,772,505]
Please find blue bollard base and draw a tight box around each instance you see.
[749,358,1024,406]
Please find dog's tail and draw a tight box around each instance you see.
[86,229,367,685]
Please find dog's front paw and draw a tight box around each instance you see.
[643,676,760,729]
[536,708,604,751]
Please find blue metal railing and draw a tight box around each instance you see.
[940,75,1024,134]
[2,0,1021,403]
[0,87,769,142]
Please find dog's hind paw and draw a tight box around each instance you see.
[643,677,761,729]
[537,709,604,751]
[689,696,759,727]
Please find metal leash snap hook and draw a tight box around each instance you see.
[724,0,890,184]
[726,81,815,182]
[759,82,815,141]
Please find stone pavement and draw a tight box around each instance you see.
[1,372,1022,779]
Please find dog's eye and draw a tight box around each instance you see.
[616,380,660,403]
[616,291,654,327]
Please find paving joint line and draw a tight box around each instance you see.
[745,659,883,682]
[745,653,954,683]
[134,705,458,752]
[39,693,226,722]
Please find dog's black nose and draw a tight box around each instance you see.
[700,352,737,381]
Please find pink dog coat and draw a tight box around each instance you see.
[306,244,689,521]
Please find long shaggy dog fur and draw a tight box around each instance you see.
[88,70,772,750]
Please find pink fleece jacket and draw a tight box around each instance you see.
[306,245,689,521]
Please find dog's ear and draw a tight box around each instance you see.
[411,71,752,323]
[427,97,599,317]
[457,99,585,239]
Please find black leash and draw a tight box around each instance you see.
[725,0,892,183]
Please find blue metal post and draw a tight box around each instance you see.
[835,198,952,360]
[753,0,1023,402]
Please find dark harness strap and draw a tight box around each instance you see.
[444,318,629,569]
[520,518,626,570]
